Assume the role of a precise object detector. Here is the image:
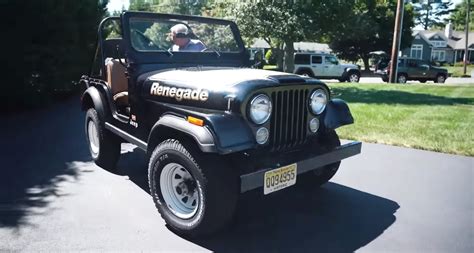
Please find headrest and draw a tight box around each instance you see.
[103,38,125,59]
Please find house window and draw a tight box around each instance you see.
[431,50,445,61]
[410,44,423,59]
[431,41,447,48]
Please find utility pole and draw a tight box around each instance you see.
[389,0,405,83]
[464,0,471,75]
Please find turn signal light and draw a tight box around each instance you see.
[187,116,204,126]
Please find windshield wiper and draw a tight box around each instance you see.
[204,48,220,58]
[166,48,174,57]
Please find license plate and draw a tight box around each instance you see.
[263,163,297,195]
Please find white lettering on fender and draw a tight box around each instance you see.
[150,82,209,102]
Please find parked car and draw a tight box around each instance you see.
[369,51,389,74]
[377,57,448,83]
[80,12,361,237]
[294,52,361,82]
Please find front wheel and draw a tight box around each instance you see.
[435,74,446,83]
[85,108,121,171]
[148,139,237,237]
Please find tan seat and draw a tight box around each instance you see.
[106,59,128,106]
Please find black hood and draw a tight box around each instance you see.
[140,68,322,112]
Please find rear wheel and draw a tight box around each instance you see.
[148,139,237,237]
[298,130,341,187]
[85,108,121,171]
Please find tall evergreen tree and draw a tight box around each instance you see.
[413,0,453,30]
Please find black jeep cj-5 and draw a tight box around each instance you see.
[80,11,362,236]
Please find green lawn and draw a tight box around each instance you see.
[330,83,474,156]
[445,65,473,77]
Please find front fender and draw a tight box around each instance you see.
[149,114,217,153]
[205,113,256,154]
[323,98,354,130]
[148,113,256,155]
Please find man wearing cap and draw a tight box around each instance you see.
[170,24,206,52]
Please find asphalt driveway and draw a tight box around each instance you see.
[0,98,472,252]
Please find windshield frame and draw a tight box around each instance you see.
[121,11,247,65]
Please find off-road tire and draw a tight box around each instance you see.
[419,80,427,83]
[148,139,238,237]
[298,130,341,187]
[85,108,121,171]
[435,74,446,83]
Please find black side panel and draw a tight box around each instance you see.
[323,99,354,130]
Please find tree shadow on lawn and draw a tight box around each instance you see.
[331,86,474,106]
[118,147,400,253]
[0,98,92,228]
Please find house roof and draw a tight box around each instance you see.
[412,30,432,45]
[449,31,474,50]
[414,29,474,50]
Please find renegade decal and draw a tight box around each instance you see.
[150,82,209,101]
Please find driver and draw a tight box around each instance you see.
[169,24,206,52]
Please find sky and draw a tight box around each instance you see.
[107,0,129,12]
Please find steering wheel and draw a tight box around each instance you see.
[131,29,161,50]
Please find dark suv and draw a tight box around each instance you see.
[80,12,361,237]
[378,57,448,83]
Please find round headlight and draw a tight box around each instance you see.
[249,94,272,124]
[309,118,319,133]
[310,89,328,115]
[255,127,269,144]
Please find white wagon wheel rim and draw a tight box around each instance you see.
[87,120,100,155]
[160,163,199,219]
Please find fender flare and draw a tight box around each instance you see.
[81,86,109,118]
[323,99,354,130]
[148,114,217,153]
[342,68,361,80]
[295,67,314,77]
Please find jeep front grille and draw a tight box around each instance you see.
[270,88,309,151]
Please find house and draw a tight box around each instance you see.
[402,23,474,64]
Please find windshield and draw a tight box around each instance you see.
[129,17,241,53]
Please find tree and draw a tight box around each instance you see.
[234,1,344,72]
[1,0,108,111]
[129,0,211,15]
[129,0,153,11]
[448,0,474,31]
[413,0,453,30]
[328,0,415,71]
